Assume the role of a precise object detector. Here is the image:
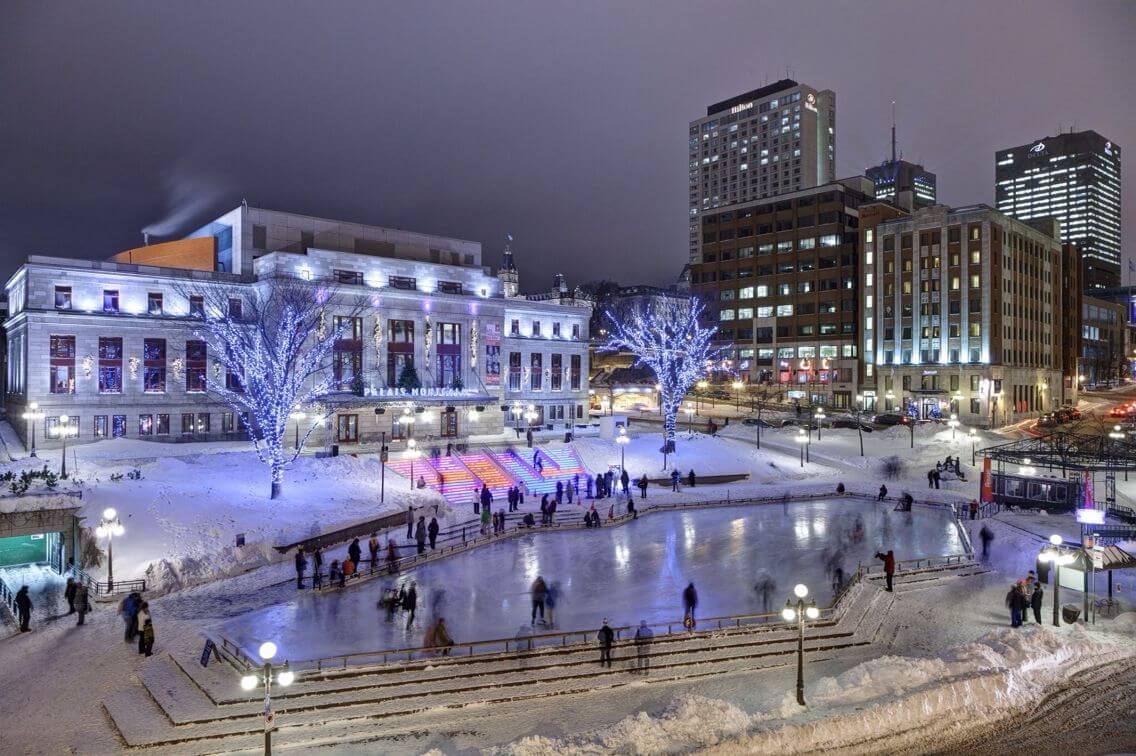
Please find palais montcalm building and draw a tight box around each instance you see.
[4,206,590,449]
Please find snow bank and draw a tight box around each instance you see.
[501,625,1134,755]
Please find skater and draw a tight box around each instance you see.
[927,470,934,489]
[507,487,517,512]
[15,585,31,632]
[75,580,90,626]
[969,499,979,520]
[620,469,630,495]
[878,484,888,501]
[531,576,548,623]
[329,560,342,588]
[627,499,637,518]
[432,617,454,656]
[597,619,615,668]
[875,550,896,591]
[979,525,994,559]
[545,582,557,626]
[754,573,776,613]
[548,499,557,525]
[135,601,151,654]
[605,470,615,496]
[933,469,941,489]
[671,469,681,492]
[567,481,574,505]
[473,488,480,515]
[574,474,580,497]
[386,538,399,574]
[480,484,493,515]
[65,577,78,614]
[480,504,491,535]
[634,620,653,673]
[140,617,155,657]
[415,516,427,554]
[428,517,439,550]
[1030,579,1044,624]
[406,506,415,539]
[836,482,845,494]
[342,556,356,580]
[682,582,698,621]
[638,474,649,499]
[687,469,696,488]
[294,546,307,588]
[403,582,418,627]
[540,495,549,525]
[556,480,564,506]
[368,533,380,572]
[348,538,362,570]
[312,547,324,586]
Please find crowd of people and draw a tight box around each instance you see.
[1005,570,1045,626]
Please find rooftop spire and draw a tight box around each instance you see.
[891,100,897,164]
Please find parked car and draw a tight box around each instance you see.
[871,413,905,427]
[831,417,874,432]
[742,417,775,427]
[1036,413,1059,428]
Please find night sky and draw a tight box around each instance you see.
[2,1,1133,291]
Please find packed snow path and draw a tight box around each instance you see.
[219,499,965,661]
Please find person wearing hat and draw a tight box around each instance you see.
[634,620,653,674]
[597,618,615,668]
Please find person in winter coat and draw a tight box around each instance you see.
[531,576,548,623]
[348,539,362,570]
[682,582,698,621]
[634,620,653,674]
[15,585,31,632]
[312,547,324,586]
[586,475,594,499]
[555,480,564,506]
[329,560,342,588]
[627,499,637,519]
[473,488,481,515]
[406,506,415,539]
[480,485,493,513]
[75,581,90,626]
[878,484,888,501]
[567,481,574,505]
[433,618,454,656]
[875,550,897,591]
[687,470,696,487]
[836,482,845,494]
[386,539,399,574]
[294,547,307,589]
[342,557,356,580]
[120,592,140,641]
[638,475,649,499]
[933,469,941,489]
[927,470,934,489]
[136,602,151,654]
[480,505,491,534]
[597,619,615,667]
[427,517,439,549]
[415,517,428,554]
[1006,582,1028,627]
[65,577,78,615]
[1030,580,1044,624]
[969,499,979,520]
[980,526,994,559]
[545,582,557,626]
[620,469,630,495]
[140,618,155,657]
[368,534,380,572]
[522,512,536,527]
[605,470,615,495]
[403,583,418,627]
[671,469,681,492]
[540,495,549,525]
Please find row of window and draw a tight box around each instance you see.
[48,336,234,396]
[54,287,241,319]
[42,412,249,439]
[505,353,583,392]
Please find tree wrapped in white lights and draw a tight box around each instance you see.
[185,279,362,499]
[602,297,722,463]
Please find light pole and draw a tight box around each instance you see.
[616,425,629,473]
[732,380,744,412]
[21,402,43,458]
[240,641,295,756]
[95,507,124,593]
[696,379,708,412]
[755,392,763,450]
[948,413,959,441]
[885,390,895,412]
[795,429,808,467]
[1043,534,1076,627]
[52,415,77,478]
[969,428,978,467]
[685,403,695,438]
[289,411,306,451]
[406,439,420,490]
[781,583,819,706]
[524,405,538,441]
[813,408,825,441]
[854,393,865,457]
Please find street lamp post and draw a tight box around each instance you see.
[685,404,695,438]
[854,394,865,457]
[378,430,388,503]
[781,583,820,706]
[795,429,808,467]
[406,439,419,490]
[696,379,708,412]
[95,507,124,593]
[21,402,43,458]
[240,641,295,756]
[1043,534,1076,627]
[948,413,959,441]
[52,415,77,478]
[814,408,825,441]
[289,411,306,451]
[969,428,978,466]
[616,426,629,473]
[732,380,744,412]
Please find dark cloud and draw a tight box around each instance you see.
[1,0,1133,289]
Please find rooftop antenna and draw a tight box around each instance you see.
[891,100,897,164]
[142,231,150,246]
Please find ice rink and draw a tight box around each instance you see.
[220,499,966,660]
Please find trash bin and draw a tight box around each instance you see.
[564,431,573,443]
[1061,604,1081,624]
[330,444,340,458]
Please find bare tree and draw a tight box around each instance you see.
[181,278,363,498]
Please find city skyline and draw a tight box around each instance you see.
[0,1,1132,291]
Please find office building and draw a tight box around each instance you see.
[865,159,936,209]
[4,205,591,448]
[691,177,873,409]
[995,130,1122,290]
[859,204,1069,427]
[689,79,836,263]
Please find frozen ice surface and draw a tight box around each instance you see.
[220,499,965,660]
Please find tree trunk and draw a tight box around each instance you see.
[270,450,285,500]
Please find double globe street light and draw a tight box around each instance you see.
[21,401,43,458]
[240,641,295,756]
[615,425,630,472]
[95,508,125,592]
[1043,534,1077,627]
[782,583,820,706]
